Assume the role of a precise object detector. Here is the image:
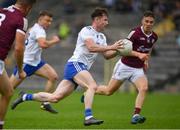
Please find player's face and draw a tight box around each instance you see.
[39,15,53,29]
[142,16,154,34]
[97,15,109,31]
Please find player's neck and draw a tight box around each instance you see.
[14,4,25,16]
[141,26,152,35]
[92,24,101,32]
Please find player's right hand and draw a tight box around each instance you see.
[112,40,124,50]
[52,35,60,44]
[18,70,26,79]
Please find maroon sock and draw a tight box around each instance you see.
[134,107,141,115]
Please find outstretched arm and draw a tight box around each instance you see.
[37,35,60,49]
[85,38,123,53]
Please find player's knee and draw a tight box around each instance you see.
[5,87,14,99]
[90,85,98,91]
[105,90,114,96]
[49,74,58,82]
[49,95,59,103]
[139,86,148,93]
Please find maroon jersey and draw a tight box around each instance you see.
[121,26,158,68]
[0,6,28,60]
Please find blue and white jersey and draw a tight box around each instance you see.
[23,23,46,66]
[68,26,107,69]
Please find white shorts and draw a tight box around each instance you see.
[0,60,5,75]
[112,60,145,83]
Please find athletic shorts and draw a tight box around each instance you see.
[0,59,5,75]
[13,60,46,77]
[112,60,145,83]
[63,62,88,85]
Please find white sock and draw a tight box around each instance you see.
[43,102,50,105]
[85,115,93,120]
[133,114,139,117]
[22,94,27,101]
[0,121,4,125]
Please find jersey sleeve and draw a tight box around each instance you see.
[35,28,46,39]
[127,30,136,43]
[80,27,94,41]
[16,17,28,35]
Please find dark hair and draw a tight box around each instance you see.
[143,10,155,18]
[91,7,108,20]
[39,10,53,18]
[16,0,36,5]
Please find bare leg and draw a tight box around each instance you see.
[0,70,13,126]
[74,71,97,110]
[130,76,148,124]
[133,76,148,109]
[73,70,104,125]
[11,80,75,110]
[31,80,74,103]
[35,63,58,92]
[96,78,124,96]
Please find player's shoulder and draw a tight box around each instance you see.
[127,26,140,39]
[152,31,158,40]
[6,6,25,22]
[10,6,24,17]
[131,26,141,33]
[31,23,44,32]
[81,26,92,32]
[79,26,93,35]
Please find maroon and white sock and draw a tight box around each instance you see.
[0,121,4,130]
[134,107,141,115]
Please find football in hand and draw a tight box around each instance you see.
[117,39,133,56]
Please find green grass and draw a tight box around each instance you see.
[4,91,180,129]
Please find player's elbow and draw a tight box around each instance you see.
[40,44,48,49]
[39,41,49,49]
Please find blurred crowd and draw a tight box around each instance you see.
[1,0,180,48]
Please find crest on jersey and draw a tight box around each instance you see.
[140,37,145,40]
[152,39,155,43]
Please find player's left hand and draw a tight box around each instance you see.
[138,53,149,61]
[143,61,149,72]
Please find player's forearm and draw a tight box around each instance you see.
[130,51,140,57]
[45,39,57,47]
[88,44,115,53]
[103,50,118,59]
[14,47,24,72]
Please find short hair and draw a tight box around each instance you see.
[16,0,36,5]
[91,7,108,20]
[39,10,53,18]
[143,11,155,18]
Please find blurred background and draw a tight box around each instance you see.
[1,0,180,93]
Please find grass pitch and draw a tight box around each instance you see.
[4,90,180,129]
